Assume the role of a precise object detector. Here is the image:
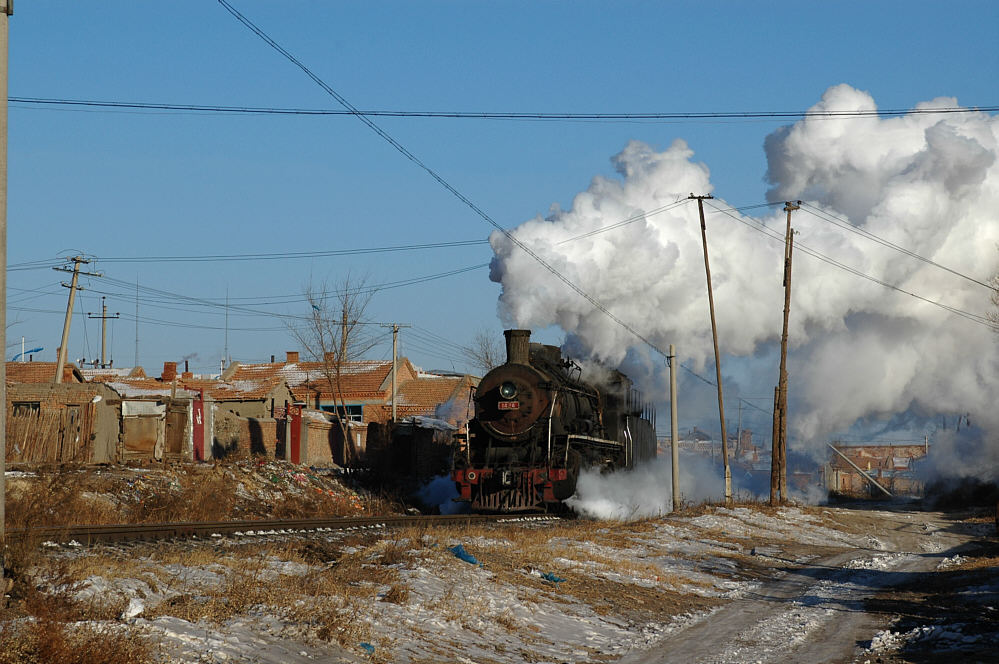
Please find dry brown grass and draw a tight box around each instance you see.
[4,460,388,532]
[0,539,152,664]
[6,467,121,529]
[0,617,153,664]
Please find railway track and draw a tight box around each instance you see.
[4,512,561,546]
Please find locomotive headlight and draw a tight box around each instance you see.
[499,381,518,399]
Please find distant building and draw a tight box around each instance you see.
[223,352,478,465]
[825,442,929,497]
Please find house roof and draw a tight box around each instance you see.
[178,376,289,402]
[227,358,419,400]
[87,373,290,402]
[6,362,84,384]
[396,374,475,409]
[102,378,199,399]
[80,366,146,380]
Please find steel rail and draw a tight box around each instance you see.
[5,513,559,546]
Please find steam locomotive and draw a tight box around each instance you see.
[452,329,657,512]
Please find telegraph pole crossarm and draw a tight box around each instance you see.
[379,323,411,422]
[53,256,102,383]
[689,193,731,504]
[87,296,121,369]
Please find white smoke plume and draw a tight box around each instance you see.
[566,451,794,520]
[490,84,999,471]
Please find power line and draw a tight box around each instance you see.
[797,202,993,291]
[217,0,670,360]
[11,96,998,122]
[705,200,994,328]
[87,263,489,316]
[556,199,690,245]
[92,239,488,264]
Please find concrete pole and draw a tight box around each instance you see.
[391,324,398,421]
[0,0,10,557]
[669,344,680,511]
[690,194,731,503]
[100,297,107,367]
[284,400,291,461]
[55,257,84,384]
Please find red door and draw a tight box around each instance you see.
[289,405,303,464]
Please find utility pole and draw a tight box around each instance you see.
[771,201,799,504]
[0,0,12,568]
[54,257,102,383]
[669,344,680,511]
[380,323,411,421]
[223,287,229,369]
[737,399,743,456]
[690,194,731,504]
[87,297,120,369]
[134,279,139,367]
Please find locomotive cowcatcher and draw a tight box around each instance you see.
[453,329,656,511]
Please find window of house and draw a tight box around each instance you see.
[320,404,363,422]
[12,401,40,416]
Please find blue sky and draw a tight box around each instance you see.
[7,0,998,426]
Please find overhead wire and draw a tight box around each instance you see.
[11,96,998,122]
[704,200,994,328]
[84,263,490,321]
[217,0,671,360]
[92,239,488,264]
[797,202,993,291]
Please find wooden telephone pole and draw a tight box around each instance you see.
[690,194,731,504]
[771,201,799,505]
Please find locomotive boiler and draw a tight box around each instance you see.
[453,329,656,511]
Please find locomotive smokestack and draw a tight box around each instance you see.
[504,329,531,365]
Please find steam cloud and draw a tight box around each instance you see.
[489,84,999,479]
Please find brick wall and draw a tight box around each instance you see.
[212,408,278,459]
[304,419,334,466]
[7,383,119,464]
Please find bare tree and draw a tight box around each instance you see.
[461,328,504,376]
[289,273,378,463]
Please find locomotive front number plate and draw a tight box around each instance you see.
[497,401,520,410]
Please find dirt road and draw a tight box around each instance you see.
[621,506,997,664]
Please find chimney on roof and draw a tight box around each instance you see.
[324,351,336,364]
[271,355,275,363]
[286,351,299,364]
[181,371,193,380]
[184,360,189,373]
[504,329,531,365]
[162,361,178,382]
[62,366,75,382]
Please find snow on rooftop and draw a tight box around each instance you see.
[105,382,198,399]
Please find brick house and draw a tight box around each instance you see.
[6,361,121,464]
[92,361,300,462]
[222,353,478,465]
[825,443,929,497]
